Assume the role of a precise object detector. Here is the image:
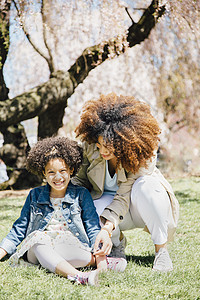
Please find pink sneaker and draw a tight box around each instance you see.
[106,257,127,272]
[67,270,98,286]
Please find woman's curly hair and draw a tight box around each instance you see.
[26,136,83,177]
[75,93,161,174]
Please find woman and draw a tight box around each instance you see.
[72,93,179,272]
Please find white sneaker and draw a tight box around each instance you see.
[153,248,173,272]
[106,257,127,272]
[67,270,99,286]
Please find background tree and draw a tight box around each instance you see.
[149,0,200,174]
[0,0,166,189]
[0,0,200,189]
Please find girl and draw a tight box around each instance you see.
[72,93,179,272]
[0,136,126,286]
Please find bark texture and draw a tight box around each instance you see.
[0,1,165,130]
[0,0,165,189]
[0,1,41,189]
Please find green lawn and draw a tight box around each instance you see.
[0,177,200,300]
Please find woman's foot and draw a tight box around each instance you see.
[106,257,127,272]
[67,270,99,286]
[109,234,127,259]
[153,248,173,272]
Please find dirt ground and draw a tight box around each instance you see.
[0,189,30,199]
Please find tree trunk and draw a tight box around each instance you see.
[0,2,41,190]
[0,124,42,190]
[0,0,166,189]
[38,101,67,138]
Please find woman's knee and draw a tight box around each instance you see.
[131,175,166,203]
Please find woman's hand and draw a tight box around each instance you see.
[93,229,113,256]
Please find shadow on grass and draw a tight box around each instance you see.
[1,254,10,262]
[126,254,154,267]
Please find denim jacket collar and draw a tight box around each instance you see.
[36,183,75,205]
[37,184,51,205]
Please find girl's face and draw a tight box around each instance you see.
[96,136,116,161]
[44,158,72,198]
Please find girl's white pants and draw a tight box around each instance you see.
[27,242,92,273]
[94,175,174,247]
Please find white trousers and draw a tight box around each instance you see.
[27,243,92,273]
[94,175,174,247]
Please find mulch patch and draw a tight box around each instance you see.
[0,189,30,199]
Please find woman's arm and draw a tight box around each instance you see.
[101,154,158,228]
[93,156,158,256]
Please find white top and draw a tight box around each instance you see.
[104,160,118,195]
[47,197,69,231]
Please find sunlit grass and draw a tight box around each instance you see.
[0,177,200,299]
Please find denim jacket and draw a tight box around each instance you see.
[0,182,101,255]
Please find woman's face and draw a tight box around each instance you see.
[44,158,72,197]
[96,136,116,161]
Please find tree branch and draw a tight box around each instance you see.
[125,7,135,24]
[41,0,55,73]
[0,0,10,100]
[0,0,166,129]
[13,0,53,72]
[127,0,165,47]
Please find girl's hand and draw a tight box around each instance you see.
[0,248,7,261]
[93,229,113,256]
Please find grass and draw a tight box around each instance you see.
[0,176,200,300]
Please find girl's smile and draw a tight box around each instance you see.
[44,158,72,198]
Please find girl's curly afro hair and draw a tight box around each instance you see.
[75,92,161,174]
[26,136,83,177]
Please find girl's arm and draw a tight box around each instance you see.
[0,248,7,261]
[80,188,101,248]
[0,191,32,256]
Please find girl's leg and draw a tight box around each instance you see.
[27,243,99,285]
[27,243,94,275]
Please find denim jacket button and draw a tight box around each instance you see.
[75,232,79,236]
[68,219,71,223]
[63,204,67,209]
